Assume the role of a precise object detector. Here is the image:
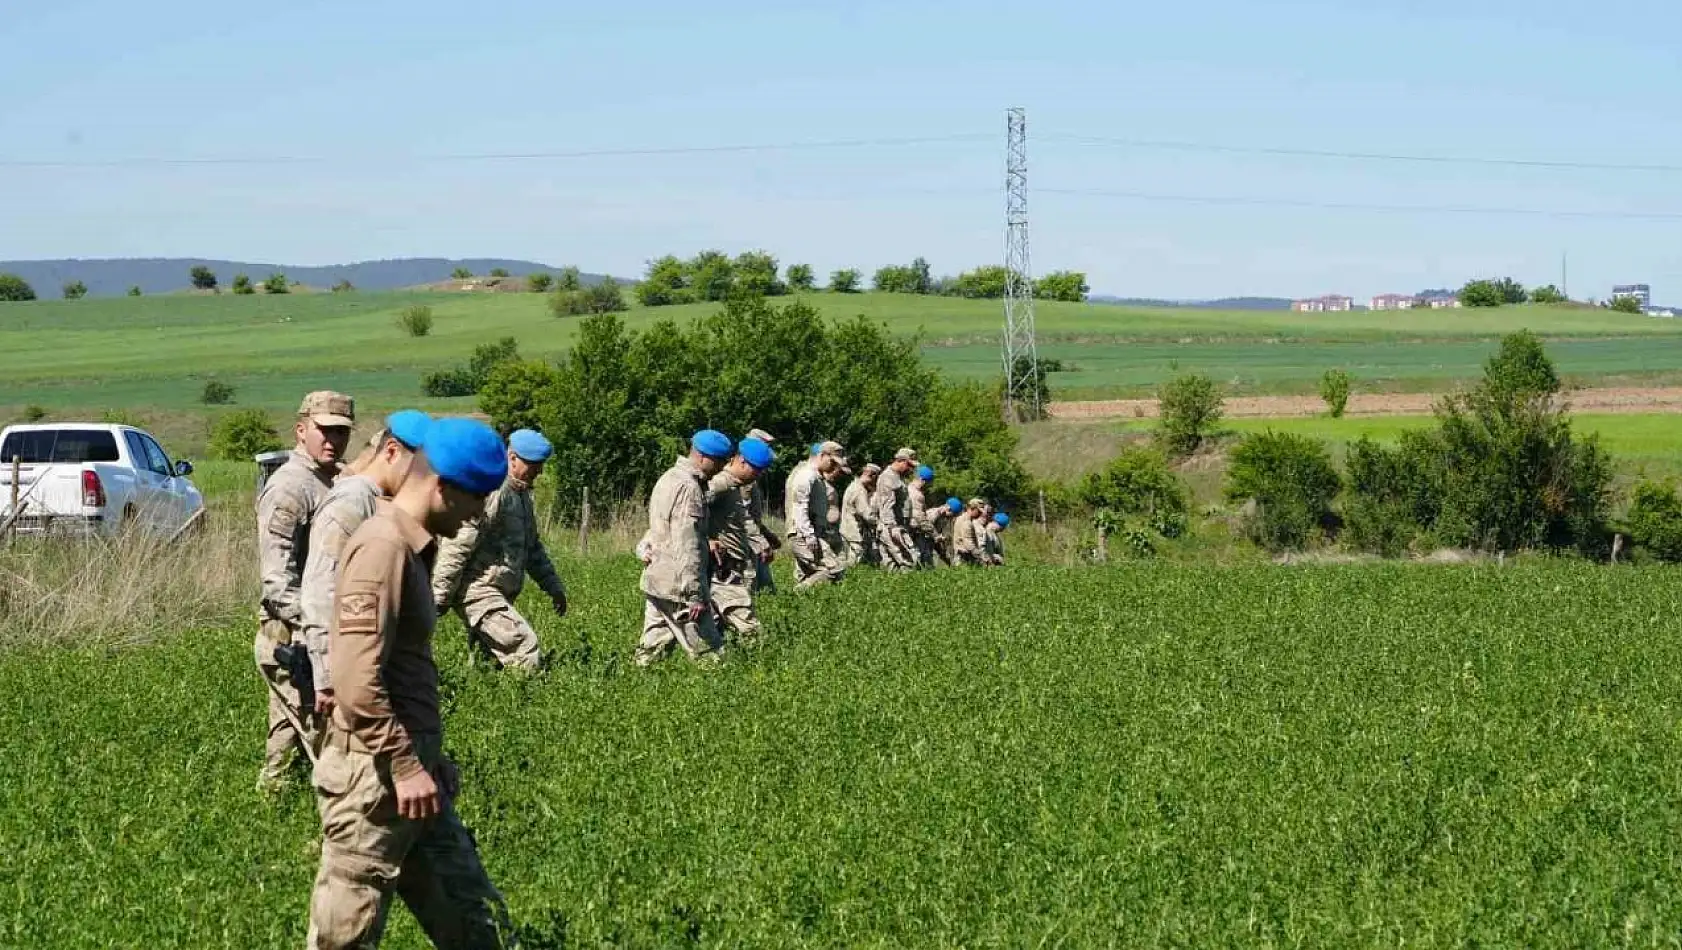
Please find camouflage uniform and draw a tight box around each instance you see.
[873,466,918,572]
[432,479,565,671]
[785,464,840,588]
[822,476,849,572]
[636,456,721,664]
[308,502,514,949]
[840,478,878,566]
[982,522,1006,565]
[744,479,779,593]
[254,449,339,788]
[952,511,984,566]
[706,469,760,642]
[300,474,383,692]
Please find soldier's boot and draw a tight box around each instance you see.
[469,607,542,672]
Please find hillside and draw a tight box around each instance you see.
[0,257,626,297]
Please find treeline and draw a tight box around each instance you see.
[473,297,1031,515]
[634,251,1089,307]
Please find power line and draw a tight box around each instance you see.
[1037,186,1682,221]
[1042,133,1682,175]
[0,133,993,169]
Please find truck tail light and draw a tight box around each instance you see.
[82,470,105,508]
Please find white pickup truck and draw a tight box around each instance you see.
[0,423,205,538]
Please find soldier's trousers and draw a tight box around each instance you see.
[635,595,724,665]
[843,534,876,568]
[254,620,317,785]
[877,528,919,572]
[752,559,777,595]
[457,594,541,671]
[307,729,513,949]
[710,571,760,643]
[790,537,842,588]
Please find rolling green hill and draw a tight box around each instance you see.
[4,291,1682,415]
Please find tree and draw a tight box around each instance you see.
[489,267,510,278]
[687,250,735,302]
[1157,373,1224,456]
[397,305,434,337]
[1482,329,1559,401]
[829,269,861,293]
[0,273,36,302]
[1035,271,1090,302]
[1610,295,1644,314]
[262,272,290,295]
[786,263,816,291]
[61,281,87,300]
[478,360,564,436]
[1224,431,1342,552]
[1319,369,1351,418]
[200,379,236,405]
[128,286,143,297]
[1458,279,1504,308]
[557,266,583,292]
[1495,277,1527,305]
[208,409,283,460]
[451,267,473,280]
[952,265,1010,299]
[636,256,687,306]
[551,278,628,317]
[189,266,218,291]
[331,279,356,293]
[231,274,254,295]
[1530,284,1566,304]
[733,250,785,297]
[874,264,923,294]
[527,273,554,293]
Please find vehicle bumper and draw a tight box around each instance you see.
[5,514,105,537]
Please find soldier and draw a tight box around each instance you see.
[924,496,963,567]
[254,390,354,794]
[301,410,431,721]
[431,429,567,672]
[307,417,514,949]
[821,461,849,574]
[907,465,937,568]
[840,463,880,566]
[706,437,774,644]
[983,512,1010,566]
[742,428,782,594]
[874,448,920,572]
[636,430,734,666]
[953,498,986,566]
[786,440,846,588]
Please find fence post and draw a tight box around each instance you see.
[1038,489,1048,532]
[578,487,591,556]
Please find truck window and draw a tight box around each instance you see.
[0,429,121,464]
[140,435,172,477]
[124,432,152,470]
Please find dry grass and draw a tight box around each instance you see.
[0,505,255,650]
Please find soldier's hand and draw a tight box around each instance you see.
[551,593,568,617]
[437,757,461,801]
[396,769,442,821]
[314,689,336,717]
[708,540,722,562]
[684,601,706,623]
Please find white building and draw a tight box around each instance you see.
[1370,293,1419,311]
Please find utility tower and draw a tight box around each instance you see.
[1002,107,1041,421]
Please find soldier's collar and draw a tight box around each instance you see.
[389,505,434,553]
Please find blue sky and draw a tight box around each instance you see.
[4,0,1681,301]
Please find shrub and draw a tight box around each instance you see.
[421,337,522,398]
[190,266,218,291]
[200,380,236,405]
[873,260,931,294]
[1343,433,1445,556]
[262,273,289,295]
[1625,481,1682,562]
[0,273,36,302]
[478,360,564,436]
[551,280,627,317]
[331,279,355,293]
[1530,284,1565,304]
[786,263,815,291]
[231,274,254,295]
[1320,369,1351,418]
[421,369,478,398]
[829,269,861,293]
[1225,431,1341,552]
[489,267,510,278]
[1034,271,1090,302]
[527,273,554,293]
[127,286,143,297]
[1157,373,1223,456]
[1081,446,1188,522]
[1483,329,1558,402]
[100,409,146,427]
[62,281,87,300]
[1609,295,1643,314]
[398,305,434,337]
[22,405,47,422]
[209,409,284,461]
[451,267,473,280]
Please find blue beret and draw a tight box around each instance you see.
[739,437,774,470]
[385,410,431,451]
[917,465,934,482]
[946,497,962,514]
[994,513,1010,528]
[424,418,508,496]
[809,442,823,457]
[692,429,734,459]
[509,428,553,463]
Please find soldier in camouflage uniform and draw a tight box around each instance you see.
[705,437,774,644]
[873,448,920,572]
[300,411,430,721]
[821,462,849,573]
[743,428,781,593]
[636,430,734,665]
[953,498,986,566]
[432,430,567,671]
[254,390,354,793]
[840,463,880,566]
[786,440,846,588]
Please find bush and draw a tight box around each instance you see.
[1343,433,1445,556]
[1081,447,1189,528]
[489,268,510,278]
[421,369,478,398]
[398,305,434,337]
[451,267,473,280]
[551,280,627,317]
[100,409,146,427]
[209,409,284,461]
[1225,431,1341,552]
[527,273,554,293]
[62,281,87,300]
[874,259,932,294]
[1609,295,1643,314]
[829,269,861,293]
[478,360,564,436]
[1320,369,1351,418]
[421,337,522,398]
[22,405,47,422]
[1034,271,1090,302]
[200,380,236,405]
[786,263,815,291]
[262,273,289,295]
[331,279,355,293]
[190,266,218,291]
[127,286,143,297]
[1483,330,1558,401]
[1625,481,1682,562]
[0,273,36,302]
[231,274,254,295]
[1530,284,1566,304]
[1157,374,1223,456]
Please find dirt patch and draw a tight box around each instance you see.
[1050,386,1682,420]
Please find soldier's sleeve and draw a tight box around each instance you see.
[430,518,478,608]
[330,535,423,781]
[300,500,355,686]
[954,518,976,556]
[526,515,566,603]
[257,482,307,626]
[790,474,819,545]
[873,481,896,530]
[669,479,705,602]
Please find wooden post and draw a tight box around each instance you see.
[1095,527,1108,564]
[578,487,590,556]
[1038,489,1048,532]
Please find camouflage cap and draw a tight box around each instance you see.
[893,447,918,462]
[298,391,355,427]
[746,427,776,444]
[862,462,882,475]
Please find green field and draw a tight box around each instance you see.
[6,291,1682,414]
[8,560,1682,946]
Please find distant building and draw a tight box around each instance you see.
[1291,294,1354,312]
[1613,284,1652,310]
[1419,292,1462,309]
[1369,293,1419,311]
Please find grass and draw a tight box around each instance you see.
[8,560,1682,945]
[6,291,1682,415]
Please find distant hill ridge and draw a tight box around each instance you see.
[0,258,626,297]
[1089,295,1293,311]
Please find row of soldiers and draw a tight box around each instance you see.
[254,392,1011,946]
